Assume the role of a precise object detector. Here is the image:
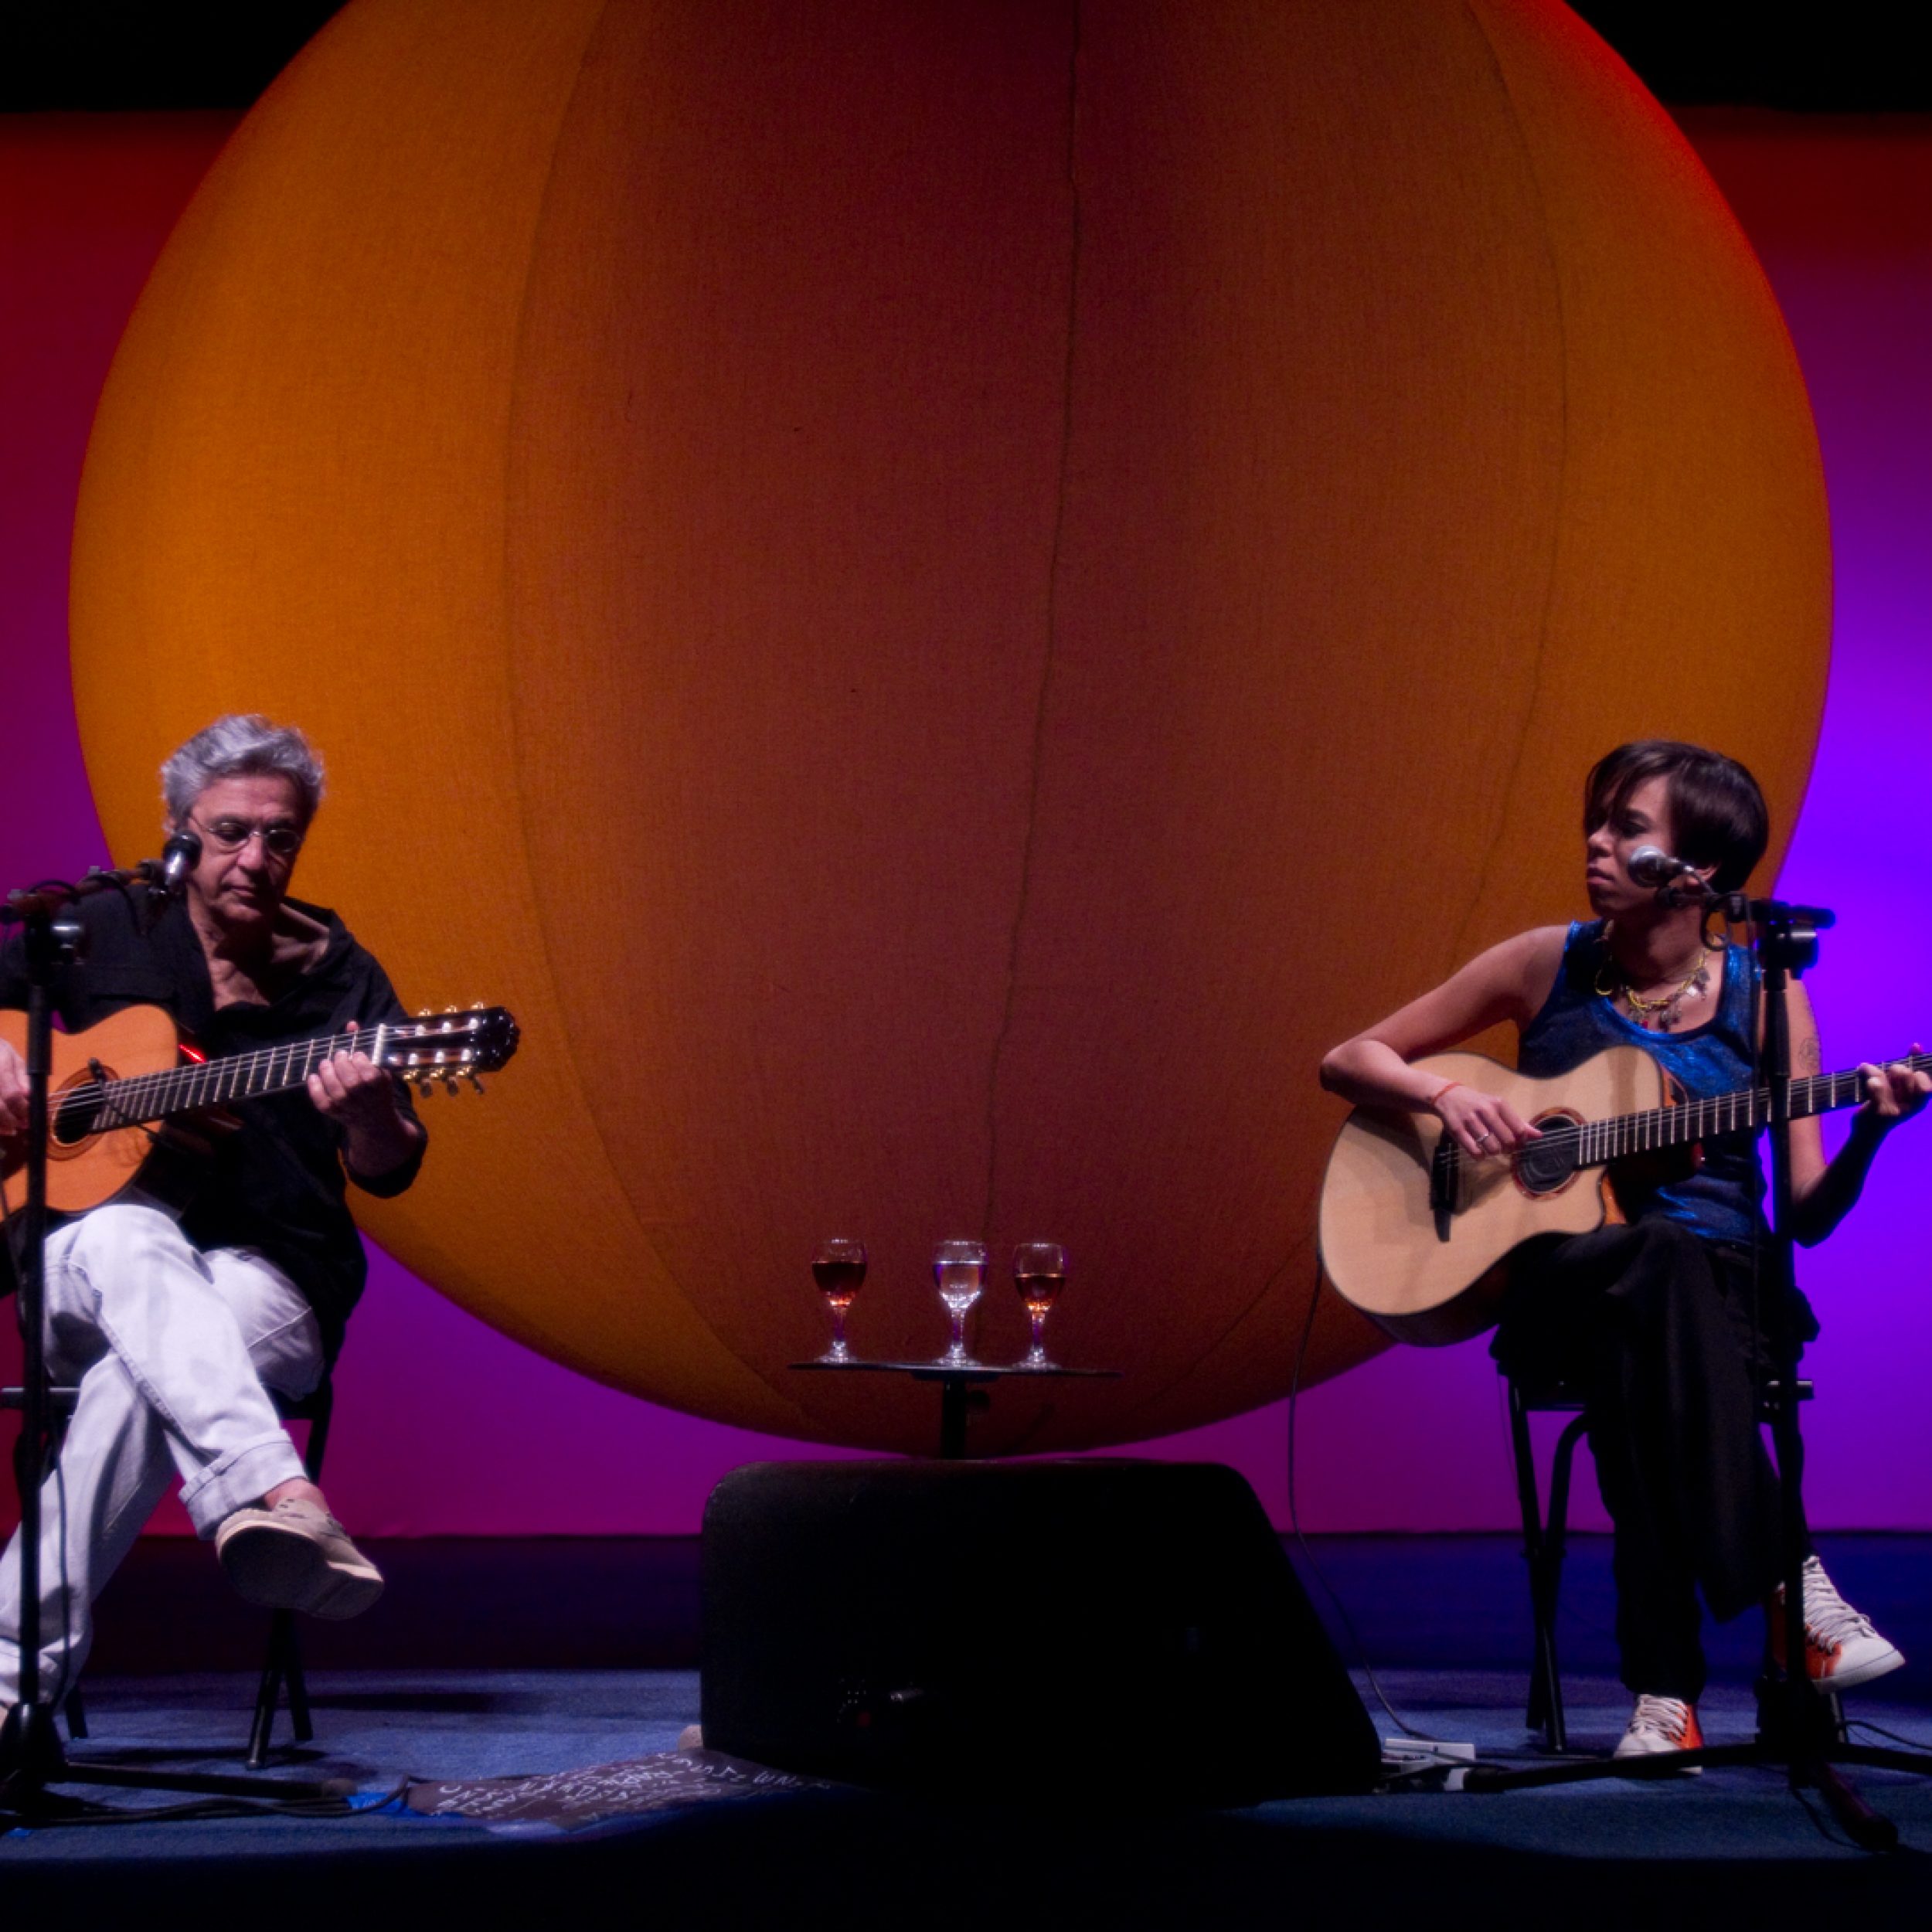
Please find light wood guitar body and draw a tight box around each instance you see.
[1319,1036,1930,1346]
[1318,1048,1667,1346]
[1,1002,518,1217]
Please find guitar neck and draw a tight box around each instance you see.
[100,1027,396,1127]
[1577,1051,1932,1166]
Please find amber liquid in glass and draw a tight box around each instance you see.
[812,1258,866,1309]
[1015,1270,1064,1320]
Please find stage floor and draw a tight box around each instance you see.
[8,1665,1932,1918]
[9,1536,1932,1917]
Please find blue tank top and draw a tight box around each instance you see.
[1517,920,1764,1247]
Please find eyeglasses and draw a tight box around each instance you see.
[192,816,306,859]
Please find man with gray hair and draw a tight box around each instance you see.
[1,715,426,1722]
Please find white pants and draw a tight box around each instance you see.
[1,1202,321,1709]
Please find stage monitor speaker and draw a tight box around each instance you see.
[699,1458,1379,1804]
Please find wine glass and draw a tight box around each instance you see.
[931,1239,988,1365]
[811,1237,867,1362]
[1012,1242,1066,1367]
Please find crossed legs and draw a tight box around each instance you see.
[1,1202,321,1709]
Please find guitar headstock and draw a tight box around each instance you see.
[386,1007,520,1094]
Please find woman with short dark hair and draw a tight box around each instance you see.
[1321,740,1929,1761]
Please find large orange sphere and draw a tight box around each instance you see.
[70,0,1828,1452]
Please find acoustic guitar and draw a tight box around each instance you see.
[1318,1043,1928,1347]
[0,1003,519,1216]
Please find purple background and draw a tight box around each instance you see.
[3,108,1928,1536]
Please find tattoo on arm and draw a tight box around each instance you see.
[1798,1032,1822,1073]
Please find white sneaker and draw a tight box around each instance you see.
[1614,1693,1704,1771]
[1769,1556,1904,1692]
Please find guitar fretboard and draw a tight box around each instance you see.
[75,1027,404,1129]
[1463,1051,1931,1173]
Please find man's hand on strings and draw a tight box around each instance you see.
[306,1021,396,1129]
[308,1020,423,1178]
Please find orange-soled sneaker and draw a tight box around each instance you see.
[1614,1694,1704,1772]
[1769,1556,1904,1692]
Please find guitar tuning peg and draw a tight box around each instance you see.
[417,1006,430,1018]
[467,1073,485,1095]
[444,1005,460,1015]
[444,1077,461,1097]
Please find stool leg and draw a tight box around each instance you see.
[284,1620,315,1744]
[247,1614,315,1767]
[1508,1385,1563,1750]
[1754,1658,1850,1750]
[247,1619,288,1771]
[248,1607,316,1766]
[63,1685,88,1741]
[1536,1416,1590,1755]
[244,1379,332,1766]
[1825,1689,1848,1743]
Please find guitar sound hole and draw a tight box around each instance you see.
[1515,1117,1582,1197]
[50,1090,104,1146]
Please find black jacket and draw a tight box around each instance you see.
[1,886,423,1361]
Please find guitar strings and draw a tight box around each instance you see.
[1438,1050,1930,1181]
[47,1019,497,1126]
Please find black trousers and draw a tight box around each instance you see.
[1494,1219,1810,1702]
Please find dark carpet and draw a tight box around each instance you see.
[6,1534,1932,1922]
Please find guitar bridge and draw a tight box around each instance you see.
[1428,1135,1457,1243]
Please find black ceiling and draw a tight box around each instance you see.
[1572,2,1932,112]
[2,2,1926,114]
[2,3,345,111]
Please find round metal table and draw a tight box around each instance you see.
[787,1357,1121,1458]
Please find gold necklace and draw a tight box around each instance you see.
[1595,944,1713,1032]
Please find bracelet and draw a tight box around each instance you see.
[1427,1079,1462,1111]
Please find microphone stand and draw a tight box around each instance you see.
[1,865,348,1820]
[1465,889,1932,1846]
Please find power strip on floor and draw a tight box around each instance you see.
[1379,1737,1476,1792]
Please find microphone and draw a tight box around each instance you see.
[1627,845,1698,889]
[154,829,202,901]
